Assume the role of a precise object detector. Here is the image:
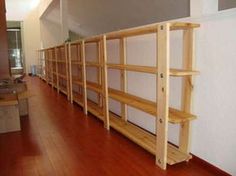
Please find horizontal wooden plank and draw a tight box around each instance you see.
[59,86,67,95]
[84,35,102,43]
[86,61,103,67]
[58,73,67,80]
[57,59,67,63]
[72,79,83,86]
[107,64,199,76]
[109,113,192,165]
[106,22,200,40]
[86,81,103,94]
[87,100,104,121]
[108,88,196,123]
[71,60,82,65]
[73,92,83,107]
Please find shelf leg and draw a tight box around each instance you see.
[120,38,127,122]
[81,41,88,115]
[179,29,195,154]
[102,35,110,130]
[156,23,170,170]
[55,48,60,94]
[68,43,73,104]
[97,41,103,107]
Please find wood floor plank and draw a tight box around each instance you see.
[0,77,223,176]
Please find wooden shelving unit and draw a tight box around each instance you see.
[68,42,85,109]
[55,44,70,100]
[37,49,46,80]
[41,21,200,170]
[45,49,53,85]
[83,37,109,129]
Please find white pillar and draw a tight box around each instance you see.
[190,0,218,17]
[60,0,69,43]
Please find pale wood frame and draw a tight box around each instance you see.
[41,21,199,170]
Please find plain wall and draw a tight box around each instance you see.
[40,19,62,48]
[22,8,41,74]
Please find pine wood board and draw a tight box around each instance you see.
[86,61,103,67]
[58,73,67,80]
[109,113,192,165]
[105,22,199,40]
[59,86,67,95]
[108,88,196,123]
[87,100,104,121]
[57,59,67,63]
[107,64,199,76]
[71,60,82,65]
[73,92,83,107]
[72,77,83,86]
[86,81,103,94]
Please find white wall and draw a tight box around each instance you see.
[22,8,41,73]
[40,19,61,48]
[190,9,236,175]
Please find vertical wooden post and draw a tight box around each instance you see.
[65,43,70,100]
[102,35,110,130]
[55,47,59,94]
[179,29,195,154]
[50,49,54,88]
[120,38,127,121]
[78,44,82,95]
[156,23,170,170]
[81,41,88,115]
[68,43,73,103]
[45,50,49,84]
[97,42,103,107]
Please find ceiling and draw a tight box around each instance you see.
[43,0,190,37]
[6,0,40,21]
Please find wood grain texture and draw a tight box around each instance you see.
[0,76,224,176]
[107,64,199,76]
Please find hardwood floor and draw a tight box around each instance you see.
[0,77,221,176]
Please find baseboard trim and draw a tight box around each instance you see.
[191,154,231,176]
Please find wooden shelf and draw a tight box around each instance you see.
[57,59,66,63]
[58,73,67,80]
[87,99,104,121]
[86,61,102,67]
[71,60,82,65]
[84,35,101,43]
[59,86,67,95]
[109,113,192,165]
[73,92,83,107]
[106,22,199,40]
[72,79,83,86]
[87,81,103,94]
[108,88,196,123]
[107,64,199,76]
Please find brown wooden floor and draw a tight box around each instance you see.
[0,77,219,176]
